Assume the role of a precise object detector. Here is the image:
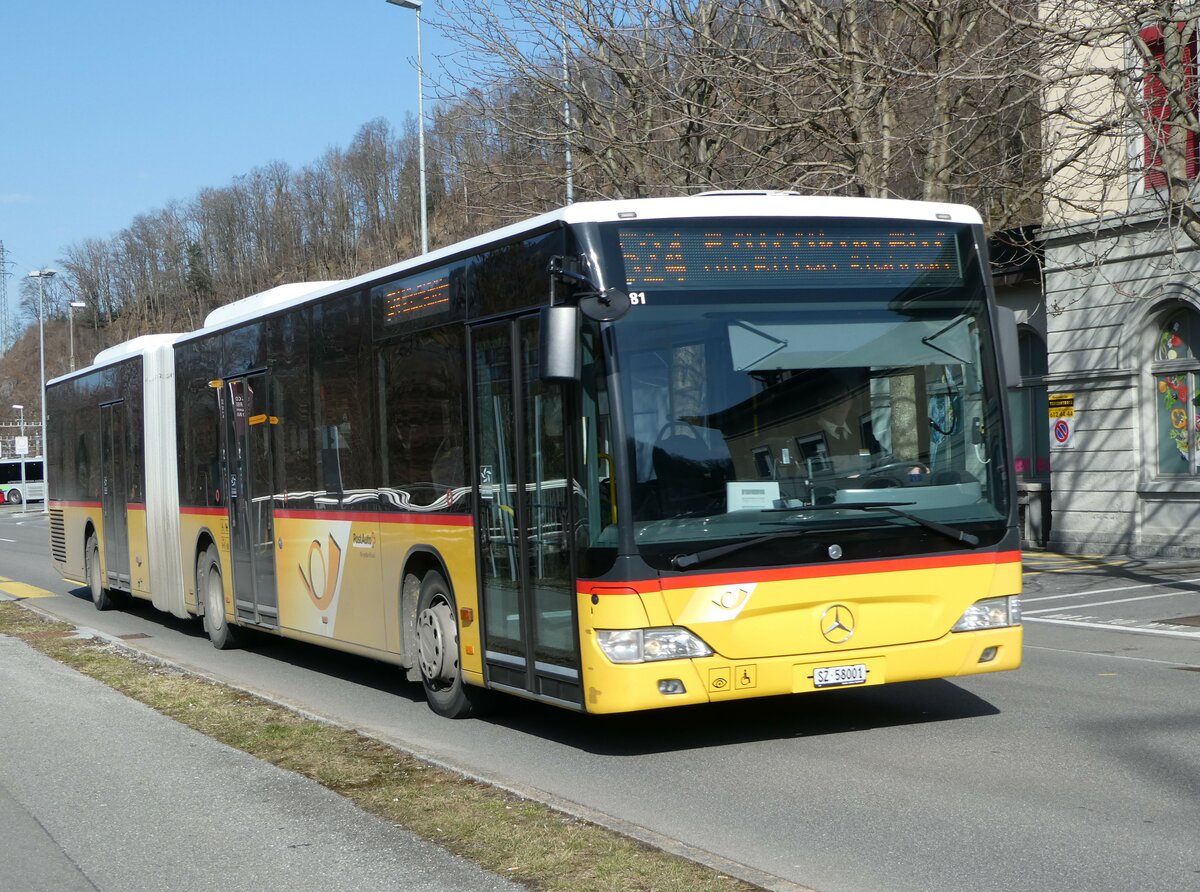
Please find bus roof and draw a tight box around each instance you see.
[47,333,184,387]
[173,193,988,344]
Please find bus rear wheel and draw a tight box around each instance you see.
[86,534,116,611]
[416,571,491,719]
[8,489,22,505]
[198,545,238,650]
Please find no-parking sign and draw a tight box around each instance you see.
[1049,393,1074,449]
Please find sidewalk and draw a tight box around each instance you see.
[0,634,522,892]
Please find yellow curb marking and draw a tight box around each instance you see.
[0,582,58,599]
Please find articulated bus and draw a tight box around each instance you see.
[0,458,45,505]
[46,193,1022,718]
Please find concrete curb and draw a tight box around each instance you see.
[5,596,815,892]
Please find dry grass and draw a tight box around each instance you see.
[0,602,761,892]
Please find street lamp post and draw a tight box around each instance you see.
[386,0,428,255]
[29,269,54,507]
[11,404,25,499]
[69,300,87,371]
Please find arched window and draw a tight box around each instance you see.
[1151,307,1200,475]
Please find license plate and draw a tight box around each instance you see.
[812,663,868,688]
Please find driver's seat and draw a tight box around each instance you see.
[652,433,734,516]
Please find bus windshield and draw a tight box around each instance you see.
[597,218,1010,570]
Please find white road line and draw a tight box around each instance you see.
[1025,644,1200,668]
[0,537,14,543]
[1022,575,1200,602]
[1025,590,1196,614]
[1025,616,1200,640]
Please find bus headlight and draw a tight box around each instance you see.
[596,628,713,664]
[951,596,1021,631]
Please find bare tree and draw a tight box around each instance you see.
[1028,1,1200,237]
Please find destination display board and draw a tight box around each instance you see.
[376,273,452,327]
[618,220,965,290]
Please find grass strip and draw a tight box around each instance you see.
[0,601,761,892]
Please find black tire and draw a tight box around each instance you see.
[416,571,491,718]
[198,544,238,650]
[8,489,22,505]
[86,534,116,611]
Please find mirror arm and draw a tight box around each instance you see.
[549,256,631,321]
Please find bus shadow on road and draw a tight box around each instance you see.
[487,679,1001,755]
[64,586,428,703]
[64,587,1000,751]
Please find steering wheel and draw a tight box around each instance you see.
[654,419,703,446]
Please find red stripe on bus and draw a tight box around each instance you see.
[49,500,102,509]
[580,550,1022,595]
[180,506,227,517]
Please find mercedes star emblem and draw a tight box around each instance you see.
[820,604,856,644]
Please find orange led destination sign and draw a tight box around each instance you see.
[618,222,964,290]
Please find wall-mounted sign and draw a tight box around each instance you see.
[1049,392,1074,449]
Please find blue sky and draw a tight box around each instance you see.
[1,1,436,323]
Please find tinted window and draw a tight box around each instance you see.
[379,325,468,511]
[312,294,373,500]
[268,310,315,504]
[468,231,562,318]
[175,340,222,507]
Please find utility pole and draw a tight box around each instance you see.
[0,242,9,353]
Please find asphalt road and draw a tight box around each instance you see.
[3,505,1198,892]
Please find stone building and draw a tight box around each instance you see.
[1040,9,1200,556]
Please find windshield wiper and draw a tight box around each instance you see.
[795,501,980,547]
[672,527,814,570]
[670,501,980,571]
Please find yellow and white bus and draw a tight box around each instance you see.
[46,193,1022,717]
[0,458,45,505]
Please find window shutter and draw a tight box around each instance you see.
[1141,23,1199,187]
[1143,24,1170,189]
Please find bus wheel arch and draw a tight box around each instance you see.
[196,539,238,650]
[85,529,116,611]
[407,557,491,719]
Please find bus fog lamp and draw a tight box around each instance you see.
[658,679,686,694]
[597,628,713,664]
[952,596,1021,632]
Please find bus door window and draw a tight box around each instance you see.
[520,317,575,669]
[473,324,521,655]
[574,322,617,577]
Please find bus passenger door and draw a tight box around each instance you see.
[471,316,582,707]
[223,373,279,627]
[99,401,130,589]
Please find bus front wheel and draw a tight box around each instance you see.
[416,571,490,719]
[8,489,22,505]
[86,534,116,611]
[198,545,238,650]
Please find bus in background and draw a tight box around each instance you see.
[0,458,45,505]
[47,193,1023,718]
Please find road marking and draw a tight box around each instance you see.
[1027,644,1200,668]
[0,537,15,543]
[1022,555,1134,575]
[1023,575,1200,604]
[0,582,58,599]
[1025,590,1195,614]
[1025,615,1200,640]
